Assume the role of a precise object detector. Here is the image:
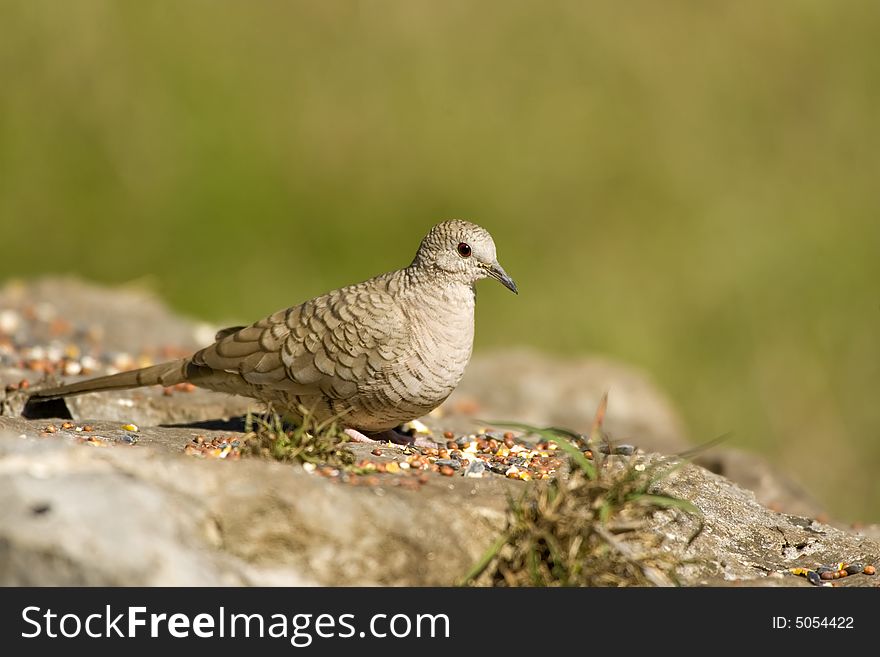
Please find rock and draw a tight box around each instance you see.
[1,277,875,586]
[1,420,876,586]
[0,424,510,586]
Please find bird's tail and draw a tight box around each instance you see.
[27,360,189,401]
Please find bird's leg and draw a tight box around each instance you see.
[343,428,382,444]
[343,427,437,450]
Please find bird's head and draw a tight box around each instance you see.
[412,220,518,294]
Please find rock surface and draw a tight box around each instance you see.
[1,278,877,586]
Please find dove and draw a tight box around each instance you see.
[26,220,517,444]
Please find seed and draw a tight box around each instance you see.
[18,379,30,390]
[60,421,74,430]
[864,565,876,575]
[42,425,57,433]
[446,441,457,450]
[385,462,400,474]
[63,361,82,376]
[371,448,382,456]
[806,571,822,586]
[439,465,455,477]
[121,423,138,432]
[443,431,454,439]
[82,425,95,432]
[820,571,835,580]
[844,564,863,575]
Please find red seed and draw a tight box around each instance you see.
[371,448,382,456]
[439,465,455,477]
[443,431,454,439]
[864,565,876,575]
[18,379,30,390]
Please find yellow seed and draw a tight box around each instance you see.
[121,423,139,432]
[385,462,401,474]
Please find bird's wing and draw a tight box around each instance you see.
[191,279,411,400]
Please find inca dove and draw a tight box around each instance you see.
[27,220,517,443]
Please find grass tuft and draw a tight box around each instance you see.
[466,398,703,586]
[242,405,354,468]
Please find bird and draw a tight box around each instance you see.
[26,220,517,444]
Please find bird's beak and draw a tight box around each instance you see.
[485,262,518,294]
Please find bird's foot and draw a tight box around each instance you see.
[343,428,437,450]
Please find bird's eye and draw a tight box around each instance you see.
[457,242,472,258]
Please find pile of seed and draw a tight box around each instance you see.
[791,562,876,586]
[184,435,243,460]
[0,305,193,395]
[322,428,568,485]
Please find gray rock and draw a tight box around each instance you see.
[1,278,875,586]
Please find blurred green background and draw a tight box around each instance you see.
[1,1,878,519]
